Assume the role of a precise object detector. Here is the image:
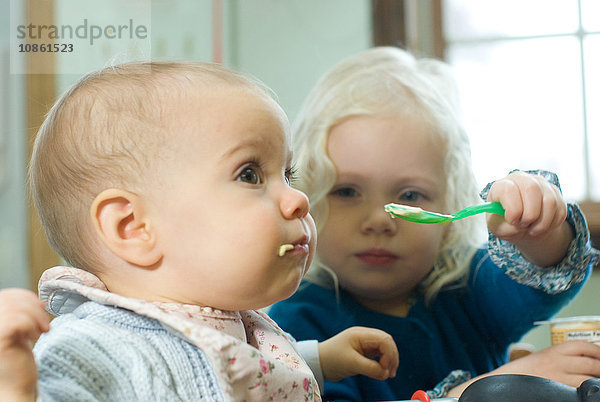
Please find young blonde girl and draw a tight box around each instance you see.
[268,46,600,400]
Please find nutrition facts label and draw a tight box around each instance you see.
[553,329,600,345]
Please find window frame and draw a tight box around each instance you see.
[370,0,600,253]
[25,0,62,290]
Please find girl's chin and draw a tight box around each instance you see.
[344,280,416,300]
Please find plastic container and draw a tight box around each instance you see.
[536,316,600,345]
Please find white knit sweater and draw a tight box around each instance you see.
[34,301,225,401]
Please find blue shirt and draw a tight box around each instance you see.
[269,244,594,401]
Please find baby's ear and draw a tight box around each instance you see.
[90,189,162,267]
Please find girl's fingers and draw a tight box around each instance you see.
[488,173,568,238]
[516,176,544,227]
[555,340,600,360]
[541,342,600,378]
[549,184,568,229]
[488,178,524,225]
[526,189,558,236]
[570,357,600,378]
[525,183,567,236]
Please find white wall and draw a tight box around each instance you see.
[54,0,372,121]
[224,0,371,122]
[55,0,213,94]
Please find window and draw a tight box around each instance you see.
[372,0,599,250]
[442,0,599,203]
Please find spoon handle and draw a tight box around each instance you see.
[452,202,505,221]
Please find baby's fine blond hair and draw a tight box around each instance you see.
[29,61,264,272]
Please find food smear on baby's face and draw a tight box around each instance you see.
[278,244,294,256]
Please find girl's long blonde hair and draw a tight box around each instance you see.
[292,47,487,304]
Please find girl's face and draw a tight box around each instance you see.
[317,114,447,315]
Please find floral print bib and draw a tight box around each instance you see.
[39,266,321,401]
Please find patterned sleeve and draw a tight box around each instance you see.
[480,170,600,294]
[427,370,471,398]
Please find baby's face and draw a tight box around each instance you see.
[317,114,447,314]
[146,86,316,310]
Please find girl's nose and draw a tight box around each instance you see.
[360,204,397,235]
[281,186,310,220]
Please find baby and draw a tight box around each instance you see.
[0,61,398,401]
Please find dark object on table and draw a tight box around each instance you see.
[459,374,600,401]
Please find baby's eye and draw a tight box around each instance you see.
[284,166,298,186]
[331,187,358,198]
[237,166,262,185]
[400,191,422,202]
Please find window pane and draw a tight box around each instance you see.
[585,34,600,200]
[446,37,585,200]
[582,0,600,32]
[443,0,579,41]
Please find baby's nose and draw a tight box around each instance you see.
[281,187,310,219]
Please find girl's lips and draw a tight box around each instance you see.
[355,249,398,266]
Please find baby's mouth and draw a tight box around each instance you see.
[278,235,309,257]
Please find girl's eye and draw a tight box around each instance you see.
[331,187,358,198]
[400,191,422,202]
[237,166,262,185]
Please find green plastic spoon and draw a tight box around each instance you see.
[384,201,505,224]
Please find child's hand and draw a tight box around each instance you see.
[447,340,600,397]
[0,288,50,401]
[318,326,398,382]
[486,171,573,266]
